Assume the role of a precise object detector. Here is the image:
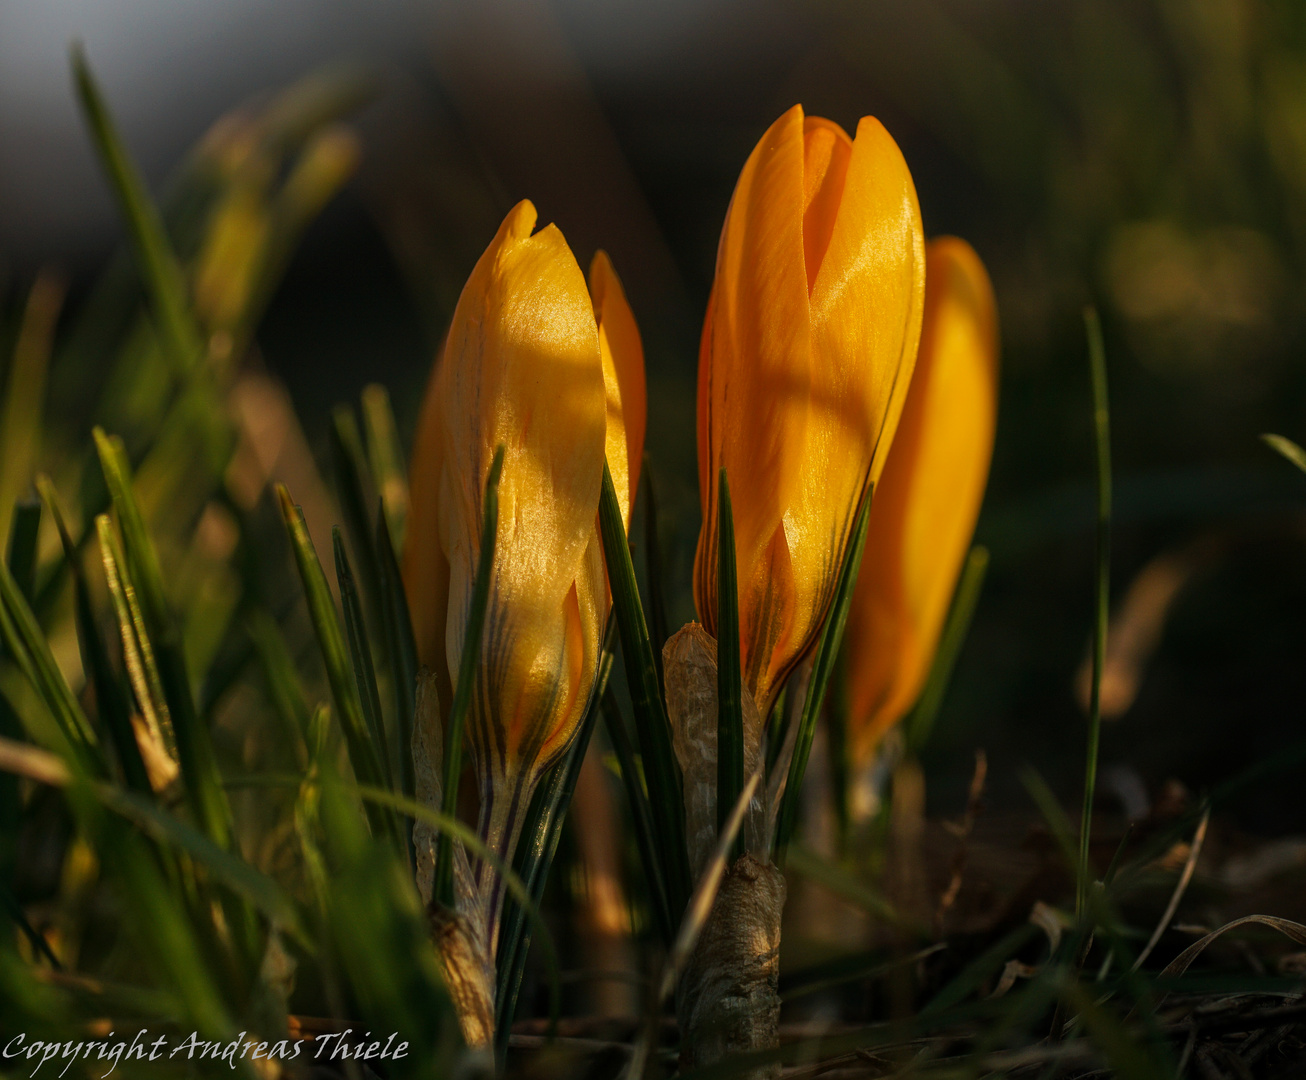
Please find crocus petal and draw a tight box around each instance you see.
[695,106,925,713]
[436,200,607,778]
[695,105,812,704]
[808,116,926,491]
[845,236,999,764]
[778,115,926,701]
[590,250,646,526]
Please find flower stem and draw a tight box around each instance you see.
[1077,309,1111,922]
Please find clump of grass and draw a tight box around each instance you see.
[6,48,1306,1080]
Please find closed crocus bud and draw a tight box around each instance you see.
[694,104,925,715]
[404,201,645,935]
[844,237,999,765]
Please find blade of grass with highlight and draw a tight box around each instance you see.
[362,385,409,553]
[906,546,990,754]
[1078,307,1111,922]
[435,445,504,909]
[773,488,872,865]
[333,528,392,789]
[39,480,148,793]
[72,47,203,375]
[94,431,232,847]
[377,508,417,804]
[277,484,397,847]
[716,469,745,861]
[96,516,176,763]
[599,458,692,919]
[92,428,178,680]
[494,641,614,1061]
[603,687,674,948]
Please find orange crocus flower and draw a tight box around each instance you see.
[844,236,999,764]
[403,200,644,933]
[694,104,925,715]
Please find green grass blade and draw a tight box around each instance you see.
[100,784,312,948]
[602,687,674,948]
[92,429,171,634]
[640,463,671,692]
[377,508,417,803]
[276,484,394,843]
[715,468,744,861]
[352,780,563,1054]
[920,923,1040,1018]
[1261,432,1306,474]
[1078,307,1112,922]
[436,445,504,908]
[245,611,311,758]
[0,273,61,545]
[39,481,149,792]
[329,405,381,607]
[362,384,409,553]
[246,757,554,1010]
[312,772,464,1076]
[0,501,44,891]
[773,488,873,865]
[0,554,99,768]
[100,826,233,1036]
[6,503,41,608]
[905,546,990,754]
[96,515,176,761]
[333,528,392,789]
[598,458,692,917]
[825,652,851,848]
[93,433,235,847]
[494,649,611,1059]
[71,47,203,375]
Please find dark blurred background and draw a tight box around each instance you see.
[6,0,1306,833]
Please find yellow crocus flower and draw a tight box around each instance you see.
[694,104,925,715]
[845,236,999,764]
[404,200,644,929]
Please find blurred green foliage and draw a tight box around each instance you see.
[0,58,470,1075]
